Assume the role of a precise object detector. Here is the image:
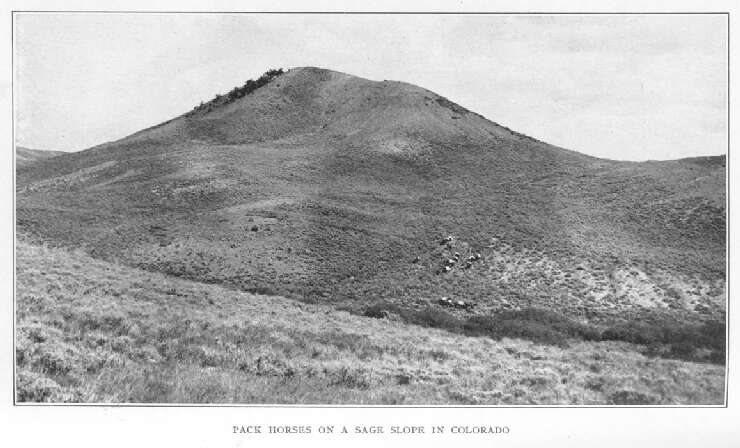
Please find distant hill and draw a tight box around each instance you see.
[16,146,64,168]
[16,67,726,328]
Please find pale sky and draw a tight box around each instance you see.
[14,13,727,161]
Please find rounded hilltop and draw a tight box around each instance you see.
[116,65,565,158]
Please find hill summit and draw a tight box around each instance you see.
[112,67,580,159]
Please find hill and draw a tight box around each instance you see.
[15,146,64,168]
[16,67,726,344]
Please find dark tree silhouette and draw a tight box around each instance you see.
[190,68,285,115]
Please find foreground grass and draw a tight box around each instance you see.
[15,239,725,404]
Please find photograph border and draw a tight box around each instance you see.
[10,10,731,409]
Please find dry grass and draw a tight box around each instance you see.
[15,238,725,405]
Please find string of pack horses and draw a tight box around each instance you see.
[413,234,482,311]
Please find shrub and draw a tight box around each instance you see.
[396,373,412,385]
[360,301,464,332]
[191,68,285,114]
[601,322,660,345]
[699,320,726,351]
[669,341,697,360]
[329,366,372,389]
[470,317,566,345]
[362,304,392,319]
[463,308,600,346]
[608,390,657,405]
[357,301,726,365]
[246,285,278,296]
[709,350,726,365]
[602,319,726,365]
[16,371,63,402]
[407,307,463,330]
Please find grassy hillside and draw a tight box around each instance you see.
[15,67,726,374]
[16,146,64,168]
[15,237,725,404]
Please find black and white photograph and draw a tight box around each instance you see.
[10,10,730,408]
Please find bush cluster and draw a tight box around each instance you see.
[360,301,725,364]
[463,308,602,346]
[190,68,284,114]
[362,302,598,346]
[602,319,725,364]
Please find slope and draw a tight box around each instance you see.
[16,67,726,331]
[16,146,64,168]
[16,237,725,404]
